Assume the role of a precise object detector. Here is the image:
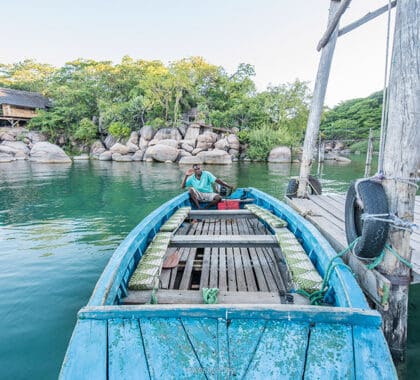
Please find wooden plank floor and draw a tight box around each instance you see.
[286,194,420,283]
[125,215,293,305]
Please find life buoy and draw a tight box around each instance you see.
[345,180,389,258]
[286,175,322,198]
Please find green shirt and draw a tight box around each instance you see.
[185,171,216,193]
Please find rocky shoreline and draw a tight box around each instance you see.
[0,124,351,164]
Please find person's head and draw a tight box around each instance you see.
[192,164,202,175]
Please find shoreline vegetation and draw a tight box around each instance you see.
[0,57,383,163]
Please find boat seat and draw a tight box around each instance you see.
[245,204,288,228]
[160,207,191,232]
[275,228,323,293]
[128,232,172,290]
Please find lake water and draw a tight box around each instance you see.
[0,157,418,379]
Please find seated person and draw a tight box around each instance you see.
[181,164,233,209]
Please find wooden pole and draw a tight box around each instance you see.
[297,0,342,197]
[317,0,352,51]
[338,1,397,37]
[364,128,374,177]
[378,0,420,362]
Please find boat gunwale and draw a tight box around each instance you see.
[78,303,382,328]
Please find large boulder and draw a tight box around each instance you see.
[126,142,139,153]
[99,151,112,161]
[110,143,130,155]
[153,128,183,141]
[0,129,15,142]
[214,138,229,151]
[181,141,195,153]
[227,134,240,150]
[128,131,139,145]
[140,125,155,141]
[139,137,149,150]
[0,141,30,159]
[184,124,201,141]
[179,156,203,165]
[158,139,179,148]
[145,144,179,162]
[90,140,106,158]
[25,131,47,144]
[335,156,352,163]
[112,153,133,162]
[0,152,15,162]
[197,149,232,165]
[104,135,118,149]
[29,142,72,163]
[132,150,145,161]
[268,146,291,163]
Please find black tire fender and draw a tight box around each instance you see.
[286,175,322,198]
[345,180,389,258]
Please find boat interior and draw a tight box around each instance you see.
[123,208,311,306]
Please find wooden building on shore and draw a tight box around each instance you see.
[0,87,51,127]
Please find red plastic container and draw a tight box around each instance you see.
[217,200,240,210]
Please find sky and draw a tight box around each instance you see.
[1,0,395,107]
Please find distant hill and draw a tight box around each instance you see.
[320,91,383,141]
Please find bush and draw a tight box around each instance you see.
[74,118,97,142]
[108,121,131,138]
[246,125,292,160]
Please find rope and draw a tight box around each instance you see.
[202,288,219,304]
[361,213,417,232]
[377,0,393,174]
[297,238,359,305]
[366,244,412,270]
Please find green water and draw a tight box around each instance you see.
[0,157,418,379]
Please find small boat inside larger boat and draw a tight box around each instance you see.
[60,188,397,379]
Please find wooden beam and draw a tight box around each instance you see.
[170,235,278,248]
[379,0,420,362]
[123,290,283,305]
[338,1,397,37]
[188,210,256,219]
[317,0,353,51]
[298,1,343,197]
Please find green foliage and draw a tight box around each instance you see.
[348,129,381,152]
[108,122,130,138]
[320,91,383,140]
[246,125,293,160]
[74,118,98,142]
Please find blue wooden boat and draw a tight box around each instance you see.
[60,188,397,379]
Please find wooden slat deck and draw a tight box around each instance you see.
[286,194,420,285]
[125,213,290,305]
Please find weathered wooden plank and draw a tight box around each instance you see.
[200,247,211,289]
[244,321,309,379]
[59,319,107,379]
[234,247,247,291]
[209,221,219,289]
[304,323,354,379]
[228,319,267,378]
[181,318,219,380]
[170,234,278,248]
[256,248,279,292]
[139,318,205,379]
[309,194,345,222]
[262,248,286,292]
[108,319,150,380]
[218,247,227,291]
[123,290,283,304]
[236,219,258,291]
[80,304,383,327]
[248,247,269,292]
[179,249,197,290]
[189,210,256,219]
[353,325,397,379]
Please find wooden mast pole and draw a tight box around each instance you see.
[364,128,374,178]
[297,0,349,197]
[378,0,420,362]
